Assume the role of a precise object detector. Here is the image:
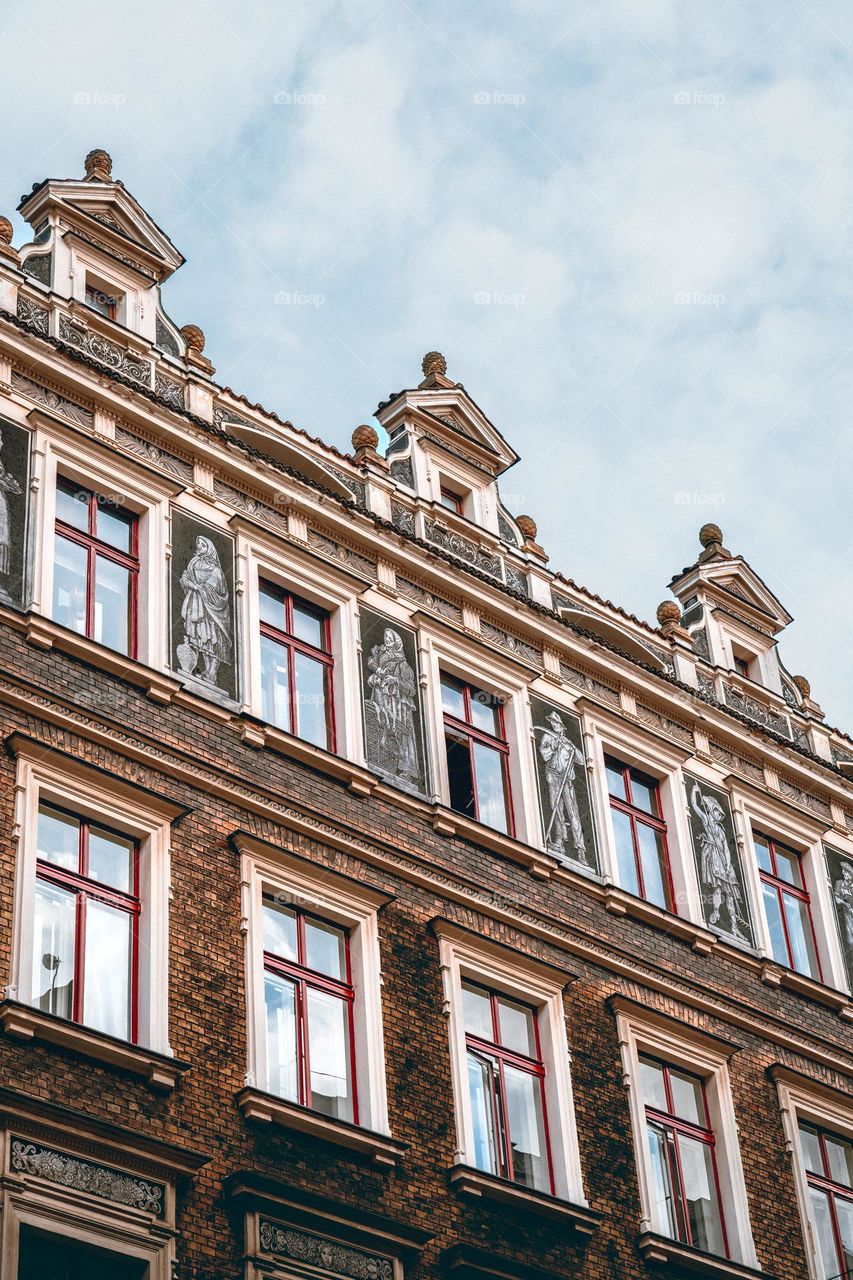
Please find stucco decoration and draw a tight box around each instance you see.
[684,773,754,947]
[259,1220,393,1279]
[0,418,31,607]
[530,696,598,872]
[360,608,429,798]
[11,1139,165,1216]
[170,510,238,702]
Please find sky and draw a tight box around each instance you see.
[3,1,853,729]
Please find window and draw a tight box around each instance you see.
[733,654,750,679]
[84,279,122,320]
[441,674,513,834]
[754,832,821,981]
[462,981,552,1193]
[606,756,674,911]
[52,477,138,656]
[18,1226,147,1280]
[798,1121,853,1280]
[32,803,139,1042]
[259,580,334,750]
[639,1056,728,1258]
[262,895,356,1122]
[440,486,464,514]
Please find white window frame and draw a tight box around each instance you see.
[33,424,173,670]
[434,918,586,1206]
[239,530,362,762]
[10,738,175,1056]
[612,996,759,1268]
[423,627,539,846]
[69,242,141,331]
[237,832,392,1136]
[772,1065,853,1280]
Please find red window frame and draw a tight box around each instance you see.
[54,478,139,657]
[733,655,750,679]
[642,1056,730,1258]
[800,1121,853,1278]
[442,676,515,835]
[258,580,336,750]
[439,487,464,515]
[262,899,358,1123]
[463,981,555,1194]
[85,282,118,320]
[605,755,676,911]
[756,832,822,981]
[35,803,140,1044]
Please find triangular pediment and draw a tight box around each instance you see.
[671,554,792,633]
[376,384,519,475]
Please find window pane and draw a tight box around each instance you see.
[469,687,501,736]
[783,893,820,979]
[446,732,476,819]
[55,480,89,531]
[810,1187,840,1280]
[262,897,298,960]
[678,1133,725,1256]
[605,757,627,800]
[37,805,79,872]
[94,555,130,654]
[799,1123,824,1176]
[292,602,325,648]
[762,883,789,966]
[640,1057,667,1112]
[835,1196,853,1280]
[467,1051,500,1176]
[611,807,640,897]
[630,771,658,816]
[293,651,328,749]
[32,880,75,1019]
[647,1123,680,1240]
[504,1063,549,1191]
[264,973,298,1101]
[497,997,537,1058]
[96,502,133,554]
[84,899,131,1040]
[472,742,509,834]
[53,533,88,634]
[462,984,493,1040]
[260,634,290,731]
[87,826,133,893]
[774,844,802,887]
[259,583,286,629]
[753,833,773,874]
[636,821,670,910]
[441,675,466,720]
[304,917,346,980]
[825,1133,853,1189]
[306,986,352,1120]
[669,1070,705,1127]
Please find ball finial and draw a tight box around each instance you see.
[699,522,723,549]
[793,674,811,699]
[352,424,379,452]
[656,600,681,627]
[422,351,447,378]
[516,515,538,540]
[84,149,113,181]
[0,217,12,246]
[181,324,206,354]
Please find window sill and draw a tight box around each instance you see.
[759,959,851,1015]
[449,1165,601,1236]
[244,718,378,796]
[603,886,717,955]
[23,612,180,706]
[430,807,555,880]
[440,1242,566,1280]
[236,1087,406,1167]
[0,1001,187,1092]
[638,1234,774,1280]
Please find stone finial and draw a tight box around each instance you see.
[516,515,537,540]
[84,149,113,182]
[699,522,723,549]
[352,424,379,452]
[793,674,811,699]
[656,601,681,627]
[0,217,13,246]
[422,351,447,378]
[181,324,206,354]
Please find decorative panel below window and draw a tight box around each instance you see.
[170,510,238,703]
[359,608,429,798]
[826,845,853,990]
[0,417,31,608]
[683,773,754,947]
[530,697,598,871]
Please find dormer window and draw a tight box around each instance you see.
[733,655,750,679]
[730,644,759,684]
[84,275,123,322]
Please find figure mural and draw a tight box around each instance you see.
[171,519,236,697]
[0,420,29,607]
[359,610,427,796]
[684,774,753,945]
[827,848,853,989]
[530,697,598,871]
[0,429,21,580]
[536,710,589,864]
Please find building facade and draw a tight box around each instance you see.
[0,149,850,1280]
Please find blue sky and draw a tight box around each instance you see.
[4,1,853,728]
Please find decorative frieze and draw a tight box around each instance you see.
[59,315,152,385]
[776,774,833,822]
[423,517,502,579]
[389,456,414,488]
[16,294,49,336]
[154,370,185,411]
[212,478,289,533]
[307,527,377,580]
[115,425,193,483]
[22,252,51,286]
[480,619,542,669]
[10,1139,165,1217]
[635,701,694,748]
[559,658,620,707]
[707,739,765,785]
[691,627,711,661]
[504,561,529,597]
[11,370,94,427]
[723,682,790,738]
[497,510,519,545]
[259,1220,393,1279]
[391,501,416,537]
[396,575,463,624]
[327,465,367,508]
[155,314,180,357]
